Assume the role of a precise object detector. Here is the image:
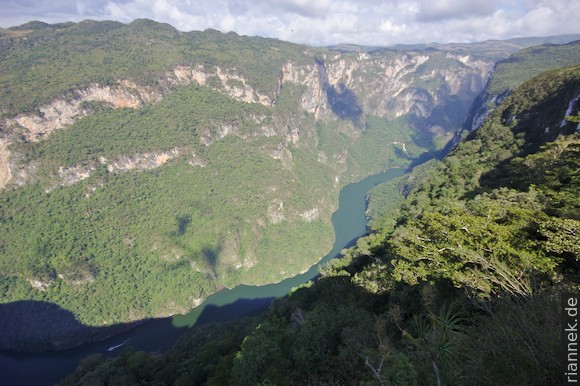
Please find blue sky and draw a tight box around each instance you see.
[0,0,578,46]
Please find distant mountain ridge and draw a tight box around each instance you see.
[329,33,580,57]
[5,19,579,57]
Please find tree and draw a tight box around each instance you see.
[388,205,557,305]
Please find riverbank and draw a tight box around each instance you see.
[0,168,405,386]
[0,300,148,352]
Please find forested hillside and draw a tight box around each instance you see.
[1,18,579,358]
[60,64,580,386]
[466,40,580,132]
[365,39,580,230]
[0,19,505,343]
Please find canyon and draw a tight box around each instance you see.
[0,20,578,348]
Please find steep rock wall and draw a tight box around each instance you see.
[167,65,273,106]
[7,80,162,142]
[0,64,275,189]
[280,52,494,125]
[0,139,11,190]
[0,52,494,191]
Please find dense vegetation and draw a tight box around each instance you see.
[0,75,428,330]
[366,39,580,232]
[0,83,339,326]
[1,19,579,358]
[488,40,580,95]
[61,64,580,385]
[1,20,439,333]
[0,19,314,118]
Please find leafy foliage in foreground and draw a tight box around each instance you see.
[387,66,580,301]
[62,65,580,386]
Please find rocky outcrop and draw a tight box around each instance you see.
[0,139,11,189]
[0,51,494,191]
[268,200,286,224]
[27,278,53,291]
[7,80,162,142]
[104,148,180,173]
[300,207,320,222]
[280,52,494,129]
[462,87,511,137]
[188,152,207,167]
[55,164,95,188]
[43,148,181,192]
[200,123,238,146]
[167,65,273,106]
[271,145,293,166]
[561,94,580,129]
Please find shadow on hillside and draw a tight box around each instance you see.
[461,94,580,201]
[196,297,274,325]
[0,301,146,352]
[326,83,363,121]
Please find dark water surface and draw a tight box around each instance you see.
[0,168,405,386]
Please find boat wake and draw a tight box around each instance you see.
[107,338,132,352]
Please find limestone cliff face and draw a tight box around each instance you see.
[283,51,493,120]
[3,65,271,147]
[279,61,325,116]
[0,81,163,189]
[0,139,11,190]
[0,64,271,189]
[0,51,494,191]
[168,65,273,106]
[7,80,162,142]
[43,148,183,192]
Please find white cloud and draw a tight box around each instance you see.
[0,0,578,46]
[276,0,334,18]
[415,0,496,22]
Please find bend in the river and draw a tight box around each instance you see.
[0,167,405,386]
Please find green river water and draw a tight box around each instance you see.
[0,167,405,386]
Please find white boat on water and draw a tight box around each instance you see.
[107,339,131,352]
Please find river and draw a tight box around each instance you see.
[0,167,405,386]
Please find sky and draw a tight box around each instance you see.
[0,0,579,46]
